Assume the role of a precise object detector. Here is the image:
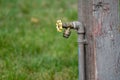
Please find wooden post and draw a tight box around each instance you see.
[78,0,120,80]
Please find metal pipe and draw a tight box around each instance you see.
[72,22,85,80]
[78,32,85,80]
[63,21,85,80]
[56,20,85,80]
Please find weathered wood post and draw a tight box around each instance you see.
[78,0,120,80]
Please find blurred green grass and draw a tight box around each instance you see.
[0,0,78,80]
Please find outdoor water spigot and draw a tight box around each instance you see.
[56,20,74,38]
[56,19,86,80]
[56,20,70,38]
[56,20,84,38]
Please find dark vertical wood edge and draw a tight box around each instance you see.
[78,0,97,80]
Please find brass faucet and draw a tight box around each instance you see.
[56,20,84,38]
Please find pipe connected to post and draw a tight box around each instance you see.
[56,20,85,80]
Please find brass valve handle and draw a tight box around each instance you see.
[56,20,63,32]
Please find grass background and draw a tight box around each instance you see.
[0,0,78,80]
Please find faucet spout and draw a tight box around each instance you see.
[56,20,84,38]
[63,28,71,38]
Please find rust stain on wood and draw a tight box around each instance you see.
[92,2,110,37]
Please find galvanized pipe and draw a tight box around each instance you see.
[73,22,85,80]
[56,20,85,80]
[62,22,85,80]
[78,32,85,80]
